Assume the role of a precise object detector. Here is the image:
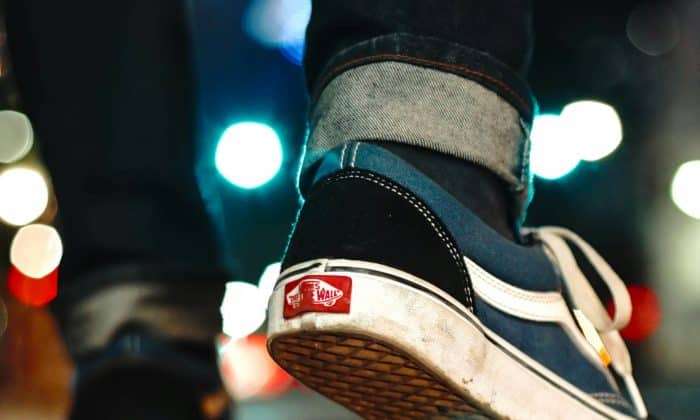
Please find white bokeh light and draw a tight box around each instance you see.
[244,0,310,45]
[220,338,273,399]
[0,111,34,164]
[671,160,700,220]
[561,100,623,161]
[626,2,680,56]
[215,122,283,189]
[10,224,63,278]
[0,167,49,226]
[530,114,580,180]
[220,281,267,340]
[258,261,281,305]
[244,0,311,61]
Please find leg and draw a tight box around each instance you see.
[5,0,228,416]
[301,0,536,237]
[267,2,647,418]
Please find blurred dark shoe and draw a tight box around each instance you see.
[70,324,230,420]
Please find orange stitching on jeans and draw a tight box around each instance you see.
[318,54,531,113]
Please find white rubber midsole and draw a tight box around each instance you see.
[267,259,636,420]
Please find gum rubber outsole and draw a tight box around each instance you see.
[269,331,492,419]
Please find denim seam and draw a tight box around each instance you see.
[518,118,532,192]
[324,170,474,312]
[319,53,531,115]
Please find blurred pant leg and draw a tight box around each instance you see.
[5,0,227,371]
[305,0,533,88]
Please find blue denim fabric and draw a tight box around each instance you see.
[307,33,536,123]
[302,61,532,218]
[303,3,539,223]
[307,142,636,416]
[305,1,535,121]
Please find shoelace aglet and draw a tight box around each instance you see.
[573,309,612,367]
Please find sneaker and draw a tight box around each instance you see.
[266,142,648,419]
[70,324,229,420]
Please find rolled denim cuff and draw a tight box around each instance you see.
[308,33,536,122]
[304,33,536,219]
[304,58,534,220]
[53,264,226,357]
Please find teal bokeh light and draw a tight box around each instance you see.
[215,122,283,189]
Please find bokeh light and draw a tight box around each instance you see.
[10,224,63,278]
[218,334,294,400]
[277,2,309,65]
[8,224,62,306]
[607,285,661,342]
[0,167,49,226]
[530,114,580,180]
[244,0,311,65]
[7,265,58,307]
[278,40,306,66]
[0,110,33,164]
[671,160,700,220]
[561,100,623,161]
[626,2,680,56]
[215,122,283,190]
[258,261,281,305]
[220,281,267,340]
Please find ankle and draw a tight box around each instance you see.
[376,143,518,241]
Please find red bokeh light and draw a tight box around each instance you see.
[245,334,293,396]
[607,285,661,342]
[7,264,58,306]
[218,334,294,400]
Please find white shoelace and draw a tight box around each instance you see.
[529,226,648,419]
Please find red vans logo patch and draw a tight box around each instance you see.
[283,275,352,319]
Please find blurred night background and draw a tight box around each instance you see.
[0,0,699,418]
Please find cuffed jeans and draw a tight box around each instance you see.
[4,0,535,364]
[303,0,536,219]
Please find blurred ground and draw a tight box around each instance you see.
[0,284,697,419]
[0,288,72,419]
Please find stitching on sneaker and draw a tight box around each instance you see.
[350,142,361,168]
[589,392,633,410]
[339,144,349,169]
[322,170,474,312]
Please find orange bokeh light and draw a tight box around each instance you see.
[7,265,58,306]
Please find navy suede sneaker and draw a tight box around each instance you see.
[267,143,647,419]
